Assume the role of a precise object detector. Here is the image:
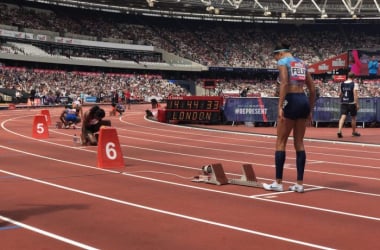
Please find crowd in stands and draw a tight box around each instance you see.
[0,67,190,104]
[1,1,380,101]
[1,67,380,104]
[212,78,380,98]
[1,2,379,68]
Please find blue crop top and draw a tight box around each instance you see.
[277,56,307,87]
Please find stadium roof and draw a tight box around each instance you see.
[27,0,380,21]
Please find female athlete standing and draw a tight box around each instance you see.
[263,41,316,193]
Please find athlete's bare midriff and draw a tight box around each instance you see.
[286,84,304,93]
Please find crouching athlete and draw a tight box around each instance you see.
[60,104,81,128]
[81,105,111,146]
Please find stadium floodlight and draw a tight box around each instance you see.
[321,9,328,19]
[263,6,271,16]
[146,0,155,8]
[206,6,215,12]
[227,0,242,9]
[201,0,212,6]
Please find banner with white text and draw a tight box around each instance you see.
[224,97,377,123]
[223,97,278,122]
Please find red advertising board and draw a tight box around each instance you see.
[308,53,348,75]
[333,75,346,81]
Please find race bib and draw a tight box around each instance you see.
[290,61,306,81]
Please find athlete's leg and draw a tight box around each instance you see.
[338,114,346,134]
[293,118,307,185]
[274,117,294,183]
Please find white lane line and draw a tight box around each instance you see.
[3,140,379,224]
[4,115,380,187]
[121,144,380,181]
[3,116,380,171]
[0,169,334,250]
[2,115,380,196]
[0,215,99,250]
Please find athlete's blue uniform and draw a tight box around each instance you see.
[278,56,310,120]
[263,47,316,193]
[65,108,78,122]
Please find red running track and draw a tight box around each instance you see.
[1,105,379,250]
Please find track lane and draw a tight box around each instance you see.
[1,106,379,249]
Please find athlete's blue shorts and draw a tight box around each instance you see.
[283,93,310,120]
[66,113,78,122]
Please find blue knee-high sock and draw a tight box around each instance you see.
[296,151,306,181]
[275,151,286,180]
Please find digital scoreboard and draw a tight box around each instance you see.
[165,96,223,123]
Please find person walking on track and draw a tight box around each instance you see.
[337,72,361,138]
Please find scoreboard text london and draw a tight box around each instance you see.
[165,96,223,123]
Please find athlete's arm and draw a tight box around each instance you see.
[354,83,360,110]
[277,65,288,120]
[305,72,315,112]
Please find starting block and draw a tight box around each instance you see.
[192,163,228,186]
[229,164,262,188]
[55,121,77,129]
[55,121,63,129]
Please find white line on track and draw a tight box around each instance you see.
[1,114,380,248]
[0,168,334,250]
[118,119,380,161]
[0,215,99,250]
[1,143,380,219]
[2,115,380,190]
[143,117,380,148]
[5,115,380,181]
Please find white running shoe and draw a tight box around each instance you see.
[289,184,304,193]
[263,181,283,192]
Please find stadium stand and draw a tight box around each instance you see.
[0,0,380,105]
